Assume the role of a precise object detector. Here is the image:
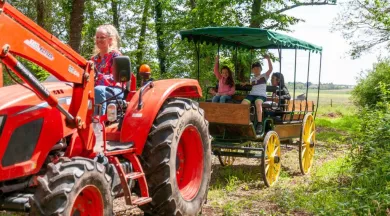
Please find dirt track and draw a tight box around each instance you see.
[113,140,347,216]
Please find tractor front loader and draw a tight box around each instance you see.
[0,1,211,215]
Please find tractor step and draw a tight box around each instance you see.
[126,172,144,180]
[104,141,135,156]
[132,197,152,206]
[108,154,151,206]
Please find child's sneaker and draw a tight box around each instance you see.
[256,123,263,134]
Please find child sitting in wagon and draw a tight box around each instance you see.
[211,55,235,103]
[241,55,273,134]
[271,72,291,105]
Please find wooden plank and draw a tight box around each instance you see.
[286,100,314,112]
[209,123,256,138]
[274,124,301,139]
[199,102,250,125]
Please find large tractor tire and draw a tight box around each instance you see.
[139,98,212,216]
[29,157,113,216]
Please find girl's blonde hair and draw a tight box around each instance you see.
[93,24,121,56]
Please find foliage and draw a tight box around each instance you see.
[2,0,334,88]
[332,0,390,59]
[273,83,390,215]
[351,58,390,107]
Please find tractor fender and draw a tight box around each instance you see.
[120,78,202,155]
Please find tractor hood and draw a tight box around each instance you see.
[0,82,73,115]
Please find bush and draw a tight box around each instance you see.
[347,82,390,214]
[352,58,390,107]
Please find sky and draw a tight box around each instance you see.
[261,0,385,86]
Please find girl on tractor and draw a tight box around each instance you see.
[92,24,123,115]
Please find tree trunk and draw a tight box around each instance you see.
[135,0,150,84]
[36,0,46,29]
[189,0,196,9]
[69,0,85,53]
[250,0,261,28]
[111,0,119,29]
[154,0,166,74]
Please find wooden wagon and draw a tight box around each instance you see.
[180,27,322,187]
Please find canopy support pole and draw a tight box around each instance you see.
[314,53,322,119]
[195,41,200,101]
[305,51,311,116]
[250,49,253,82]
[290,49,297,122]
[278,48,282,99]
[196,42,200,81]
[235,45,238,80]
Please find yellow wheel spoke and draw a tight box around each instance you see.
[309,130,315,142]
[272,146,279,157]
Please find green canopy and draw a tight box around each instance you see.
[179,27,322,53]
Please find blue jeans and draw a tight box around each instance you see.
[212,95,232,103]
[94,85,124,115]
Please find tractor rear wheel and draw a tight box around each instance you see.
[139,98,211,216]
[29,157,113,216]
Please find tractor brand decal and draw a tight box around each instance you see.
[132,113,142,118]
[68,65,80,77]
[24,39,54,61]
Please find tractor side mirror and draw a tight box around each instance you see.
[113,56,132,83]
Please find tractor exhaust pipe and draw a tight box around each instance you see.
[0,193,31,212]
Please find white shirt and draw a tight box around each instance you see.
[249,73,269,97]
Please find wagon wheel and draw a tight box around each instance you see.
[217,149,237,166]
[299,113,316,175]
[261,131,281,187]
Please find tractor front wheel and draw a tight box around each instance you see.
[140,98,212,216]
[29,157,113,216]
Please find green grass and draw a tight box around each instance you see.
[270,156,353,215]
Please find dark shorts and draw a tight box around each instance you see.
[243,95,267,104]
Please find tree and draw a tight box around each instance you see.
[112,0,120,29]
[154,0,166,74]
[332,0,390,59]
[352,58,390,107]
[69,0,86,53]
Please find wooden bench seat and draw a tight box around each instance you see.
[199,102,250,125]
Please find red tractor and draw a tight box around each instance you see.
[0,1,211,215]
